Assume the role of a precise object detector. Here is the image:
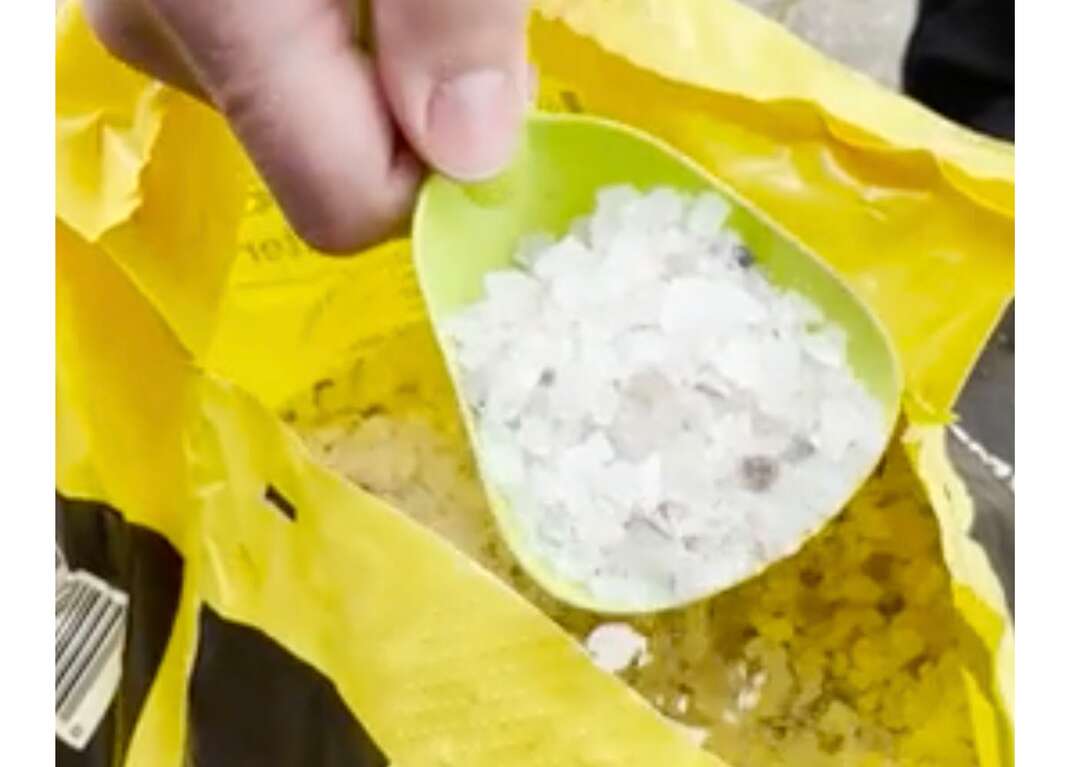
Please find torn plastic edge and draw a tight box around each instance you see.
[56,2,167,243]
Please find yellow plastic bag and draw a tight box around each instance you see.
[56,1,1012,765]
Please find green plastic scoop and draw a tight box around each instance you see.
[412,111,902,614]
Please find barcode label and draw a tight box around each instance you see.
[55,566,128,750]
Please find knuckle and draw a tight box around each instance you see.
[315,193,410,254]
[287,194,394,255]
[83,0,147,65]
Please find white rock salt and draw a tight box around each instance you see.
[584,623,649,673]
[514,232,556,268]
[483,271,541,319]
[687,192,730,234]
[448,186,887,607]
[676,722,710,747]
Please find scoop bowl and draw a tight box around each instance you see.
[412,112,902,614]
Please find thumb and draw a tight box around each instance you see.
[373,0,529,182]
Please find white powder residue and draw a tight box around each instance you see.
[584,622,649,672]
[673,722,710,748]
[725,660,768,723]
[445,185,887,608]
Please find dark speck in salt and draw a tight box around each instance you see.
[734,244,756,268]
[783,437,816,463]
[741,455,779,492]
[539,369,556,386]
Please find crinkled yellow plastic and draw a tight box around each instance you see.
[56,1,1013,765]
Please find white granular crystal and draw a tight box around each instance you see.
[584,622,649,673]
[673,722,710,748]
[445,185,886,607]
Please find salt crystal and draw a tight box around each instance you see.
[750,336,804,417]
[590,383,621,427]
[446,186,887,607]
[550,270,596,313]
[603,517,680,589]
[639,453,663,508]
[655,227,694,259]
[609,396,672,460]
[573,497,627,548]
[529,464,565,509]
[781,290,825,327]
[702,231,745,271]
[584,622,649,673]
[661,277,717,335]
[518,416,555,457]
[484,352,544,423]
[715,336,764,391]
[637,187,687,231]
[514,232,555,269]
[816,397,864,461]
[661,432,713,506]
[662,278,768,340]
[559,433,615,498]
[535,505,573,547]
[624,369,677,406]
[533,236,594,282]
[599,460,643,509]
[708,280,768,326]
[546,368,595,424]
[674,722,710,748]
[802,326,848,367]
[591,185,641,250]
[615,329,666,373]
[678,388,720,435]
[567,216,591,244]
[614,240,664,293]
[710,412,754,453]
[459,366,490,408]
[596,184,640,217]
[484,271,541,318]
[480,426,525,489]
[665,248,701,277]
[686,192,731,237]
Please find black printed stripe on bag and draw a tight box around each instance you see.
[56,494,185,765]
[55,572,128,726]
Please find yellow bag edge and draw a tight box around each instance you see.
[535,0,1014,210]
[56,3,1015,763]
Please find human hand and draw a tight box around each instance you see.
[84,0,530,252]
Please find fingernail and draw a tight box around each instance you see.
[426,68,523,182]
